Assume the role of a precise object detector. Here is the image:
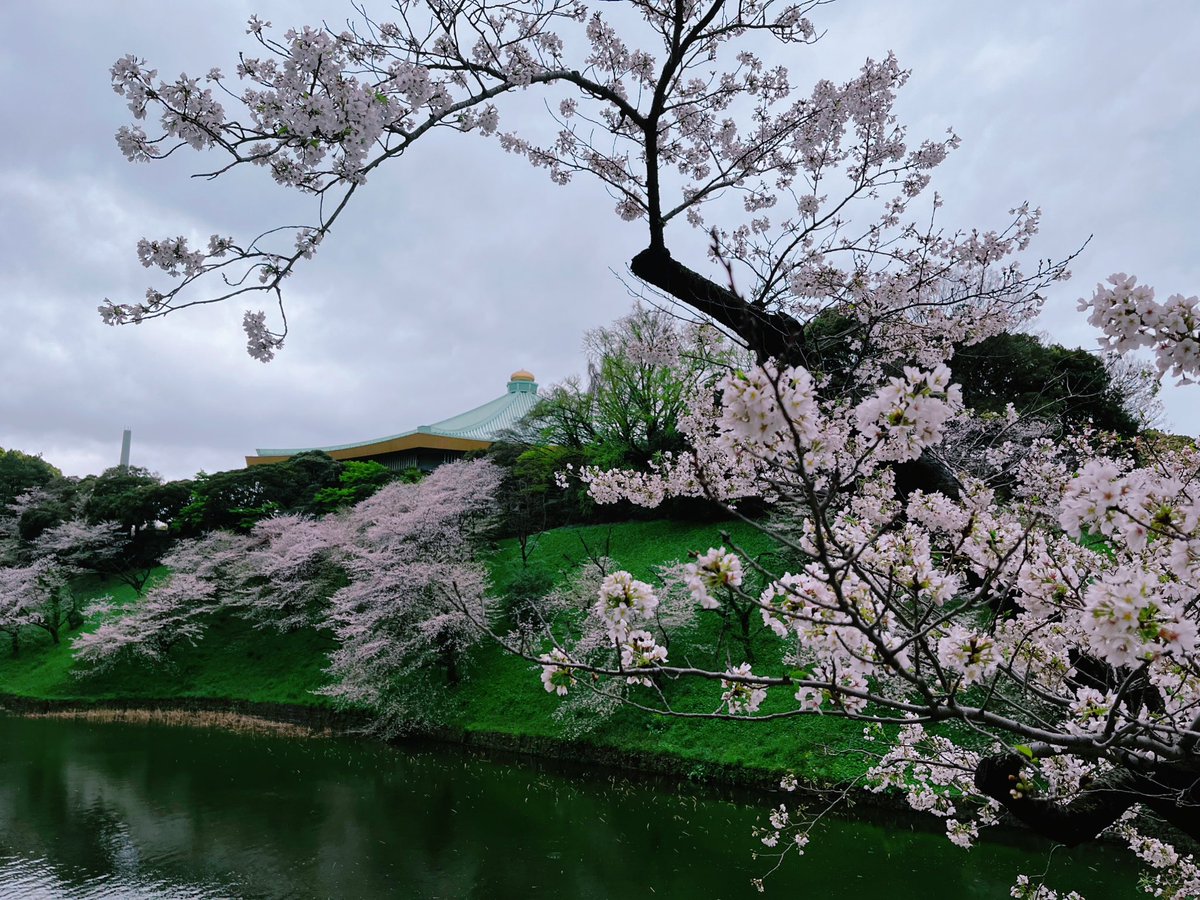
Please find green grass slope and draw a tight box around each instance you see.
[0,519,873,784]
[0,570,336,707]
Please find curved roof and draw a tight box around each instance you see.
[253,373,539,459]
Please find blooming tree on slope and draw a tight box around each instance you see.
[0,559,77,653]
[319,459,502,732]
[72,530,256,673]
[236,512,352,632]
[521,552,701,733]
[36,519,153,594]
[68,462,500,726]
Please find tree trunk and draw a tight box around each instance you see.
[737,605,755,665]
[630,246,808,365]
[974,753,1200,846]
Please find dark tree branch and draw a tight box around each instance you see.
[974,753,1200,846]
[630,244,806,364]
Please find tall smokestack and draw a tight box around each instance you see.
[119,429,132,470]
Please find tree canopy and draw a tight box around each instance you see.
[0,448,61,510]
[177,451,348,533]
[951,332,1141,437]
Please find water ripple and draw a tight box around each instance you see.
[0,853,237,899]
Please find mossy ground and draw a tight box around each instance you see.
[0,571,336,707]
[0,519,875,784]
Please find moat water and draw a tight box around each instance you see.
[0,715,1140,898]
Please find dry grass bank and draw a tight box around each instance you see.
[21,706,331,738]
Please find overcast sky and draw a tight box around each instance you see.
[1,1,1197,482]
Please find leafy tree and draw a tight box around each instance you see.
[1104,352,1165,432]
[0,448,61,510]
[951,332,1141,436]
[494,305,745,535]
[310,460,397,513]
[799,317,1150,438]
[486,440,583,562]
[75,466,192,587]
[12,478,82,544]
[525,304,746,468]
[83,466,192,530]
[178,451,343,533]
[2,469,183,597]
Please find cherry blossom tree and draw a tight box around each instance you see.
[520,553,699,733]
[67,513,340,672]
[1103,352,1165,433]
[522,329,1200,896]
[0,599,23,657]
[319,459,502,733]
[72,575,215,674]
[71,530,254,674]
[102,0,1064,371]
[235,513,351,632]
[65,462,500,731]
[0,505,22,569]
[36,519,156,594]
[0,559,78,653]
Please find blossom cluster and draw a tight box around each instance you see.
[539,647,575,696]
[853,364,963,462]
[540,566,672,696]
[716,363,821,460]
[594,571,659,640]
[720,663,768,714]
[935,624,1000,686]
[620,630,669,686]
[683,546,744,609]
[1082,272,1200,381]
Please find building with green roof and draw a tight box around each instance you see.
[246,370,539,471]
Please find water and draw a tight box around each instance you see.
[0,714,1139,898]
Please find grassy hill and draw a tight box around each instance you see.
[0,519,875,785]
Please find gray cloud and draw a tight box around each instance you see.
[1,1,1197,481]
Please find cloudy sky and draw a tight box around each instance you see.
[1,1,1197,482]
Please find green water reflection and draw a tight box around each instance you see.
[0,715,1138,898]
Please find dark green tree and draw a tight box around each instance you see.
[14,477,82,544]
[0,448,61,510]
[83,466,192,530]
[951,333,1141,436]
[310,460,398,512]
[177,451,344,533]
